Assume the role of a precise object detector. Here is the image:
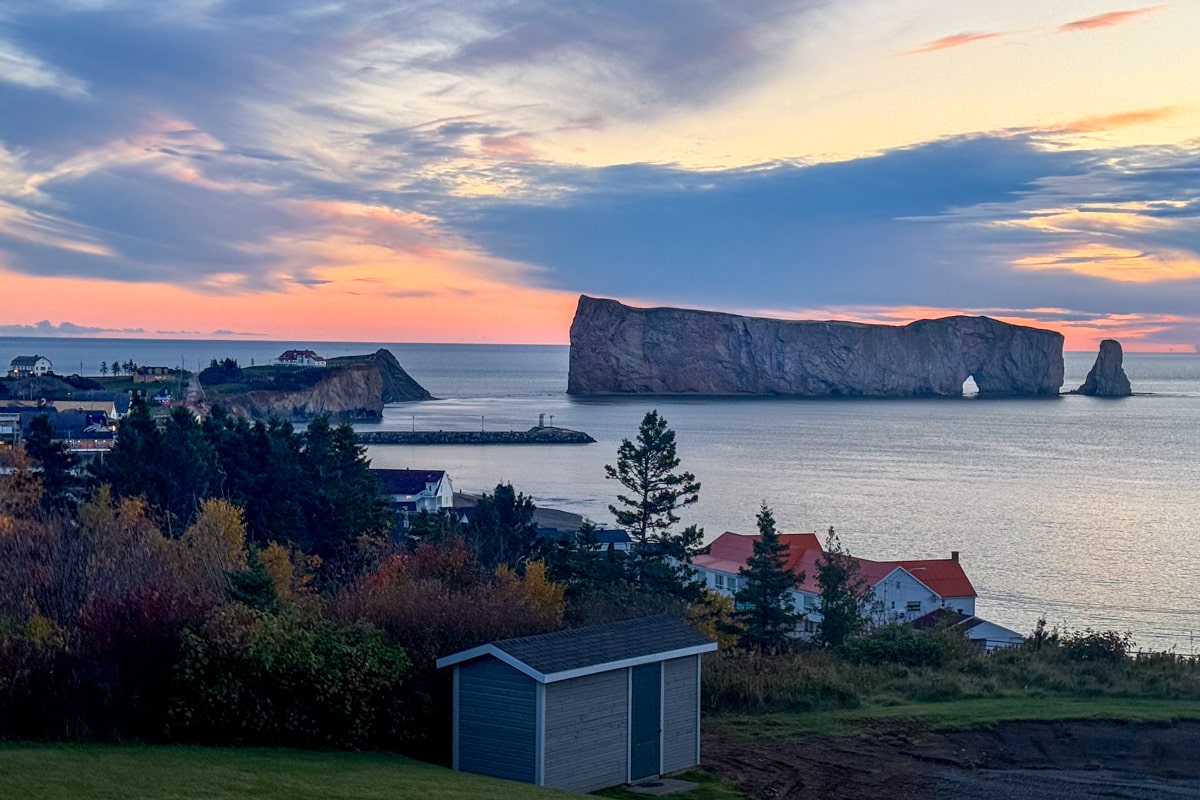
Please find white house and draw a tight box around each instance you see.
[693,532,977,634]
[275,349,327,367]
[373,468,454,529]
[9,355,52,377]
[912,608,1025,651]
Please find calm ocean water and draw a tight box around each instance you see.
[5,337,1199,650]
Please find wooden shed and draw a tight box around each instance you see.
[436,615,718,793]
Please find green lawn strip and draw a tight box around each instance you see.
[710,697,1200,739]
[0,744,574,800]
[595,769,748,800]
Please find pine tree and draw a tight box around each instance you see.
[815,525,871,648]
[24,414,77,510]
[733,502,801,651]
[466,482,539,570]
[606,410,700,543]
[605,410,703,599]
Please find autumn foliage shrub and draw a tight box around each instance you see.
[332,537,564,667]
[172,606,411,748]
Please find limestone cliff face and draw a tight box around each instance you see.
[1076,339,1132,396]
[219,349,431,421]
[568,296,1065,397]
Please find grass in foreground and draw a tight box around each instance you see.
[596,770,747,800]
[0,744,575,800]
[710,696,1200,739]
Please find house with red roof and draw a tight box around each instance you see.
[693,531,977,633]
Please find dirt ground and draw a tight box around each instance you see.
[702,720,1200,799]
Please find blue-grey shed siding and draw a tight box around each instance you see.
[661,655,700,773]
[543,669,629,792]
[456,657,537,783]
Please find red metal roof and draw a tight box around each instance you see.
[695,531,977,599]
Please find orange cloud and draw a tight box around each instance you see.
[900,32,1003,56]
[1013,243,1200,283]
[1053,106,1178,132]
[1058,6,1162,32]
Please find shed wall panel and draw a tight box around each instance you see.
[543,669,629,792]
[457,657,537,783]
[661,655,700,774]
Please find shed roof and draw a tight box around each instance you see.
[437,615,717,683]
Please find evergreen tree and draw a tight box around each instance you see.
[606,410,700,543]
[407,508,463,545]
[815,525,871,648]
[605,410,703,599]
[24,414,77,510]
[94,393,166,504]
[732,503,801,651]
[466,482,539,570]
[541,520,626,589]
[157,406,220,532]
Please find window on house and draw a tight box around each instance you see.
[714,574,725,588]
[906,601,922,613]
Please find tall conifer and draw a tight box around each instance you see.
[733,502,801,651]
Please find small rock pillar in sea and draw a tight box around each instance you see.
[1076,339,1132,396]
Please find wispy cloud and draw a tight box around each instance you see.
[1053,106,1179,132]
[0,320,144,336]
[900,32,1003,56]
[0,40,88,97]
[1059,6,1163,32]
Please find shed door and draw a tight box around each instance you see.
[630,663,662,780]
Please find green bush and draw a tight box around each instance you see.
[839,625,953,668]
[172,607,411,748]
[1063,629,1133,663]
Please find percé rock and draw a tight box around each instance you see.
[568,296,1065,397]
[1075,339,1132,396]
[219,349,432,421]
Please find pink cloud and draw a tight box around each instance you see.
[1058,6,1163,32]
[901,31,1003,56]
[480,133,538,160]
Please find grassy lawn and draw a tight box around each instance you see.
[596,770,747,800]
[0,744,577,800]
[710,696,1200,739]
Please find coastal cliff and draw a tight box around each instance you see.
[206,349,431,421]
[568,296,1065,397]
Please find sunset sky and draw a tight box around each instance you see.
[1,1,1198,349]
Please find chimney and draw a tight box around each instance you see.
[950,550,959,562]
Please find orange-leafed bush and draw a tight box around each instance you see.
[333,537,564,667]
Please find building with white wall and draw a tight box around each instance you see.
[693,531,977,633]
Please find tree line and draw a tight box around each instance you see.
[1,401,872,755]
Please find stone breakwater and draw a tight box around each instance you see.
[357,426,595,445]
[568,296,1065,397]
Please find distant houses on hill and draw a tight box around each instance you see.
[275,349,327,367]
[9,355,52,377]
